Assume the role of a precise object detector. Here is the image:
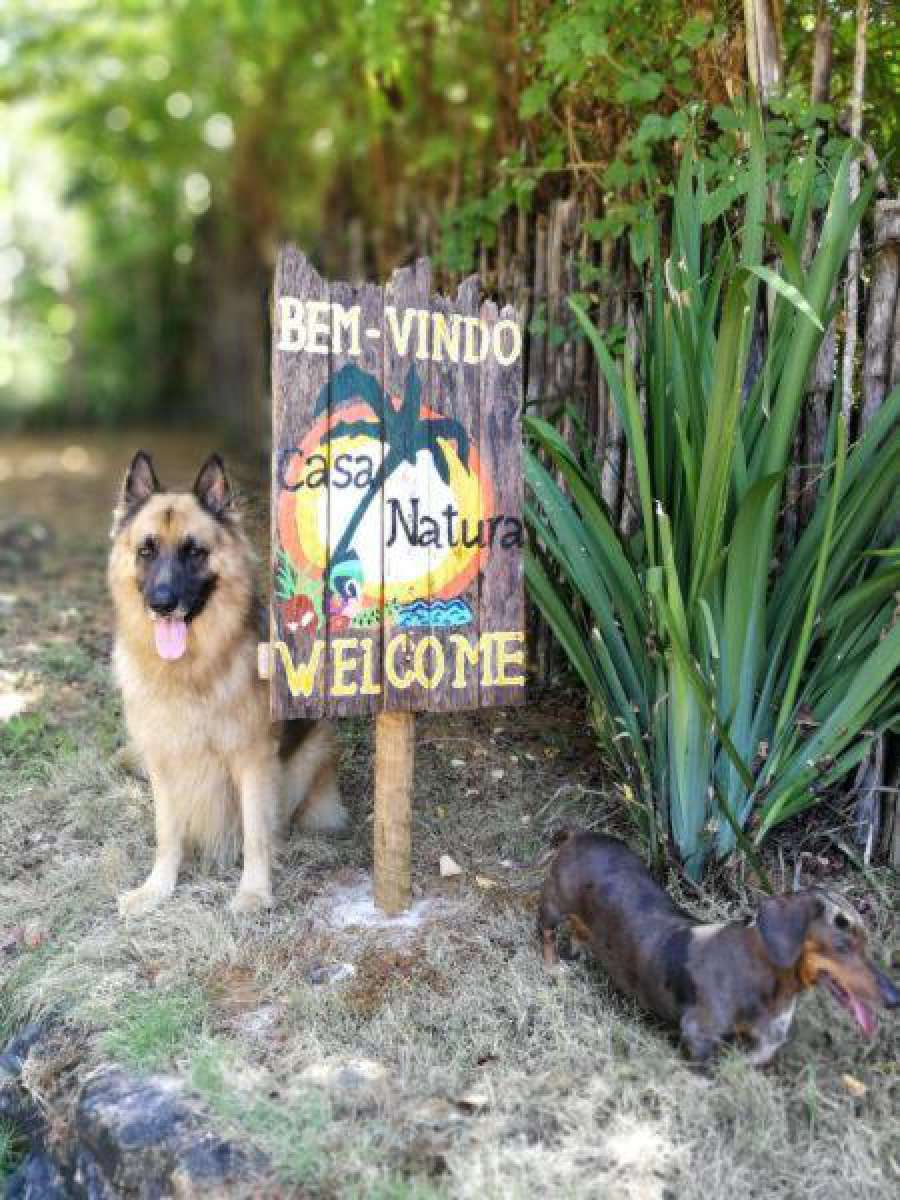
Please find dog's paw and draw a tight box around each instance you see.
[118,882,171,918]
[229,887,273,915]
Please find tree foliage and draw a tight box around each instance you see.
[0,1,893,423]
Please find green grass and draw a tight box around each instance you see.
[191,1039,448,1197]
[102,987,207,1071]
[0,1120,26,1184]
[0,712,76,780]
[360,1180,446,1200]
[36,641,93,683]
[191,1040,332,1187]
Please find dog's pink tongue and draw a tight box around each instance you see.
[848,994,877,1038]
[154,617,187,661]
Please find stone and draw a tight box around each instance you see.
[305,961,356,986]
[74,1068,259,1196]
[4,1151,70,1200]
[0,1024,265,1199]
[299,1056,388,1091]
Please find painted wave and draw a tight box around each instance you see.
[394,598,473,628]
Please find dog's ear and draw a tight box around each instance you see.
[125,450,161,505]
[193,453,232,519]
[112,451,161,535]
[757,892,823,969]
[119,450,161,513]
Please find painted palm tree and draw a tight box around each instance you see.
[316,362,471,576]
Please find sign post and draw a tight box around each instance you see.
[267,249,525,913]
[374,711,414,914]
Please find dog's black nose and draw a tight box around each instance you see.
[148,584,178,615]
[875,967,900,1009]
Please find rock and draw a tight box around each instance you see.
[0,1022,52,1072]
[5,1151,70,1199]
[299,1057,388,1092]
[172,1136,259,1198]
[231,1004,284,1040]
[297,1056,390,1117]
[0,1021,55,1139]
[403,1097,465,1127]
[74,1067,259,1196]
[306,961,356,986]
[0,1024,265,1199]
[439,855,462,878]
[72,1147,118,1199]
[74,1069,193,1186]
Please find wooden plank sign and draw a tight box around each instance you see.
[270,249,525,719]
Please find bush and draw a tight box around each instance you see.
[525,116,899,877]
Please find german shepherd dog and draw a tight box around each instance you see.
[109,451,345,916]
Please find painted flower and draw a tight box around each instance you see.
[281,593,316,632]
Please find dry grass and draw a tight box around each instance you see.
[1,431,898,1198]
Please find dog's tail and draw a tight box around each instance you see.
[280,721,347,835]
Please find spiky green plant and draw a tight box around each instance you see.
[525,117,899,877]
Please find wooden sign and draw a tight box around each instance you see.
[269,250,525,720]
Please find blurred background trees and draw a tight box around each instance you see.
[0,1,895,433]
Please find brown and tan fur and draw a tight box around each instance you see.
[109,451,345,917]
[540,833,898,1065]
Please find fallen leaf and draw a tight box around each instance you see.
[474,875,499,890]
[456,1088,490,1113]
[439,854,462,878]
[841,1074,867,1098]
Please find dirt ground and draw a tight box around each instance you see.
[1,431,898,1198]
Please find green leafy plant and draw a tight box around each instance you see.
[0,1120,26,1184]
[526,118,899,877]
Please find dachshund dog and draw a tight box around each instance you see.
[539,832,898,1065]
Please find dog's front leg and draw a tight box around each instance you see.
[118,770,184,917]
[230,756,277,914]
[679,1008,721,1065]
[746,999,796,1068]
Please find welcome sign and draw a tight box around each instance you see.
[270,249,525,718]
